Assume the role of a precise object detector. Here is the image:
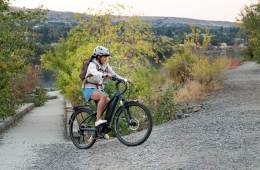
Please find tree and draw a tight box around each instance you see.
[41,8,165,104]
[0,0,44,118]
[240,1,260,63]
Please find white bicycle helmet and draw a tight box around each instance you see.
[93,46,110,56]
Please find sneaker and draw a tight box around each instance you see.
[104,134,110,140]
[95,119,107,126]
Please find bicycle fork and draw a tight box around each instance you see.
[120,100,137,126]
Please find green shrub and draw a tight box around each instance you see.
[33,87,47,106]
[163,49,198,84]
[128,66,156,101]
[152,84,178,125]
[191,57,227,85]
[241,2,260,63]
[0,84,16,119]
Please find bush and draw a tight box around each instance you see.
[163,49,198,84]
[163,44,228,104]
[0,84,17,119]
[33,87,47,106]
[175,57,227,103]
[191,57,227,85]
[152,84,178,125]
[11,66,40,104]
[0,68,40,118]
[240,2,260,63]
[128,66,156,101]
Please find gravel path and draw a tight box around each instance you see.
[2,62,260,170]
[29,62,260,170]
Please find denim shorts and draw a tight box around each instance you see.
[82,88,108,101]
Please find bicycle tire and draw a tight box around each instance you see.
[114,101,153,146]
[69,108,96,149]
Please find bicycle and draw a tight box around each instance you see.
[69,76,153,149]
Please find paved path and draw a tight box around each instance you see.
[0,91,65,170]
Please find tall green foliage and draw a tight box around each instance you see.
[241,1,260,63]
[0,0,44,118]
[41,7,184,124]
[41,11,161,104]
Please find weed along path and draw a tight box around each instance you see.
[1,62,260,170]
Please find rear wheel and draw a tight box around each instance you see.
[114,102,153,146]
[69,109,96,149]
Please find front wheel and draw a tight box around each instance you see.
[69,109,96,149]
[114,101,153,146]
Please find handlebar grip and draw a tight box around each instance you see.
[111,76,118,81]
[112,76,132,85]
[112,76,123,82]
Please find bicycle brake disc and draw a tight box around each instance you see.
[129,119,139,131]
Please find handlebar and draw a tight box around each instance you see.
[111,76,123,82]
[111,76,130,95]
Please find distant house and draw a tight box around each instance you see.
[220,43,228,48]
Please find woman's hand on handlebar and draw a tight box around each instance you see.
[111,76,130,83]
[124,78,132,84]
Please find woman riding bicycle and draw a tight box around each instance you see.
[82,46,127,127]
[70,46,152,148]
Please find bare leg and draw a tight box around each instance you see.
[91,92,109,120]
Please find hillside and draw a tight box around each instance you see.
[45,10,236,28]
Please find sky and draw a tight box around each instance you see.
[10,0,258,21]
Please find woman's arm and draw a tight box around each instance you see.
[106,64,124,80]
[86,62,104,80]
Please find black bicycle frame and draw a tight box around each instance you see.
[104,90,125,126]
[72,78,133,132]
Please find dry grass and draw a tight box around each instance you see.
[175,80,222,103]
[164,53,228,103]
